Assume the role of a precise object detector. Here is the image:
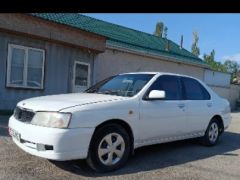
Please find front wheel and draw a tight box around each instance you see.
[86,124,131,172]
[202,119,220,146]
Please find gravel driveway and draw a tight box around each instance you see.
[1,113,240,180]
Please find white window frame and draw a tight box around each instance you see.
[7,44,45,89]
[72,61,91,92]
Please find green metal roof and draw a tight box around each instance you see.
[30,13,207,66]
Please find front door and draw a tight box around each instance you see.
[139,75,187,142]
[73,61,90,93]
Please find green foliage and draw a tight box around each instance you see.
[203,49,240,83]
[191,31,200,56]
[154,22,164,37]
[154,22,168,38]
[224,60,239,74]
[203,50,227,73]
[224,60,240,83]
[163,26,168,38]
[154,24,240,84]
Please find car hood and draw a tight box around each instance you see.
[17,93,129,112]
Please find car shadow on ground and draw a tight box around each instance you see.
[0,116,10,137]
[50,131,240,177]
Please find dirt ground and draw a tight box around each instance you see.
[0,113,240,180]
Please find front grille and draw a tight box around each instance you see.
[14,107,35,123]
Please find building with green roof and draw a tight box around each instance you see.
[27,13,209,83]
[0,13,234,111]
[30,13,207,67]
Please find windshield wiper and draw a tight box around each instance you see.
[97,90,121,96]
[85,88,98,93]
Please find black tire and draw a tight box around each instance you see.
[202,118,220,146]
[86,123,131,172]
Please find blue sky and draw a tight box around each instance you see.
[84,13,240,63]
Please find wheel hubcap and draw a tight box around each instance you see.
[208,122,219,143]
[98,133,125,166]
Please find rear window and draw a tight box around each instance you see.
[181,77,210,100]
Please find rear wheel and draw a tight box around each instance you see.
[202,118,220,146]
[86,124,131,172]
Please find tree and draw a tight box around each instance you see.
[203,49,227,73]
[191,31,200,57]
[224,60,240,83]
[154,22,164,37]
[224,60,239,74]
[163,26,168,38]
[203,49,215,64]
[203,50,240,83]
[154,22,168,38]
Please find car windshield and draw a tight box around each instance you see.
[85,74,155,97]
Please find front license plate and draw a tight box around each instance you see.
[9,128,21,142]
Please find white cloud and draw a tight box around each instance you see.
[222,53,240,62]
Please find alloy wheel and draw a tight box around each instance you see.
[208,122,219,143]
[98,133,125,166]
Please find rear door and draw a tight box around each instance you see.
[139,75,187,141]
[181,77,212,134]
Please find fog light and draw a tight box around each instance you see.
[37,143,46,151]
[45,145,53,150]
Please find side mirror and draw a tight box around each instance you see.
[148,90,166,100]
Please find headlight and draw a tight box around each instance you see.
[31,112,71,128]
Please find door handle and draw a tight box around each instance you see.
[178,103,185,108]
[207,102,212,107]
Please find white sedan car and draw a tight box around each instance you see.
[8,72,231,172]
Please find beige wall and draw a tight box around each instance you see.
[209,86,230,100]
[230,85,240,108]
[95,48,240,110]
[209,85,240,110]
[95,48,205,83]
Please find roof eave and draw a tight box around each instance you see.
[106,43,209,69]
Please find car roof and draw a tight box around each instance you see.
[119,72,198,79]
[120,72,158,75]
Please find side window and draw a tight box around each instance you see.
[148,75,182,100]
[181,77,210,100]
[202,86,211,100]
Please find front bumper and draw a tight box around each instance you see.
[8,116,95,161]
